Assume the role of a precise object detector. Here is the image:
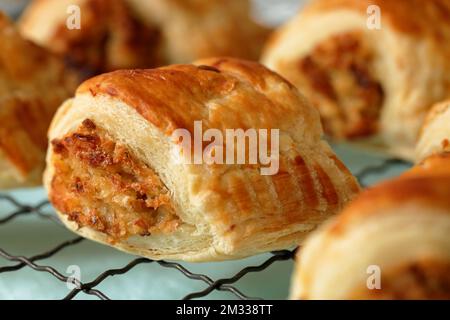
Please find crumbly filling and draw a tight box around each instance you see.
[297,32,384,139]
[50,119,179,242]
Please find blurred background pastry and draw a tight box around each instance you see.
[262,0,450,160]
[18,0,270,75]
[0,12,78,189]
[291,103,450,299]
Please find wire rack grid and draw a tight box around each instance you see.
[0,158,407,300]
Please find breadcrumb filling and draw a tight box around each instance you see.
[297,31,384,139]
[50,119,179,242]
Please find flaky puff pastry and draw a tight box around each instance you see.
[262,0,450,160]
[291,153,450,300]
[44,58,360,262]
[416,100,450,163]
[0,12,78,189]
[19,0,269,74]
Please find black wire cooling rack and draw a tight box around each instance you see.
[0,158,408,300]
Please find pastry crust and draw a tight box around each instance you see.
[19,0,269,74]
[262,0,450,160]
[44,58,360,261]
[416,100,450,163]
[0,12,78,189]
[291,153,450,299]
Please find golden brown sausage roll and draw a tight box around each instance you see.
[19,0,269,74]
[262,0,450,160]
[44,58,360,262]
[291,153,450,299]
[416,100,450,163]
[0,12,78,189]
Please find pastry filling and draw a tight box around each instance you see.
[50,119,179,242]
[297,32,384,139]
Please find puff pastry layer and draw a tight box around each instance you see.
[0,13,78,189]
[19,0,269,74]
[44,58,360,261]
[262,0,450,160]
[416,100,450,163]
[291,153,450,299]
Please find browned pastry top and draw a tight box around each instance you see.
[78,57,321,139]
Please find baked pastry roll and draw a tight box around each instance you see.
[291,153,450,299]
[0,12,77,189]
[262,0,450,160]
[44,58,360,262]
[416,100,450,163]
[19,0,269,74]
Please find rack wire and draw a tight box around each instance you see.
[0,158,408,300]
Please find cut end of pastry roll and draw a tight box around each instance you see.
[291,154,450,299]
[44,58,360,262]
[416,100,450,163]
[0,12,78,189]
[262,0,450,160]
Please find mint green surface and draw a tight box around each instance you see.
[0,144,411,300]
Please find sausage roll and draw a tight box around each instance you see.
[19,0,269,74]
[44,58,360,262]
[291,153,450,299]
[0,12,78,189]
[416,100,450,163]
[262,0,450,160]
